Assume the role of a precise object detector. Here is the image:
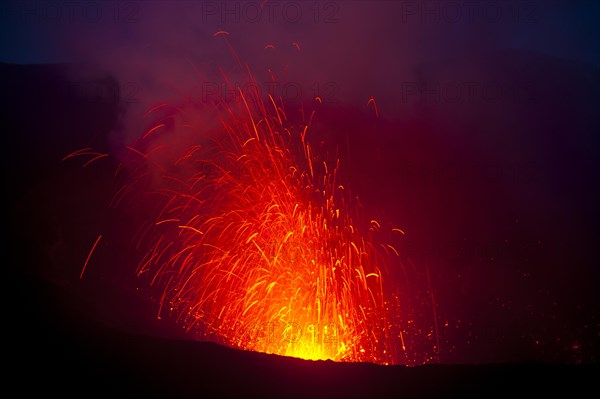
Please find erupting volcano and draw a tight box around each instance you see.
[70,52,435,366]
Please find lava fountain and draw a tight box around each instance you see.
[71,54,431,365]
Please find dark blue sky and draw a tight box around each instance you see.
[1,0,599,66]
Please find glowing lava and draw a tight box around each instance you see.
[71,61,424,365]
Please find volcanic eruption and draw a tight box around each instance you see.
[68,41,437,366]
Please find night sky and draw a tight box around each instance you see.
[2,0,599,371]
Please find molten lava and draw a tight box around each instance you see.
[71,60,431,365]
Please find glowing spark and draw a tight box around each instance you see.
[143,123,166,139]
[63,147,92,161]
[144,103,168,117]
[367,96,380,119]
[82,153,109,168]
[63,148,109,167]
[80,235,102,280]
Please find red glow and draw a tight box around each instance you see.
[69,56,437,366]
